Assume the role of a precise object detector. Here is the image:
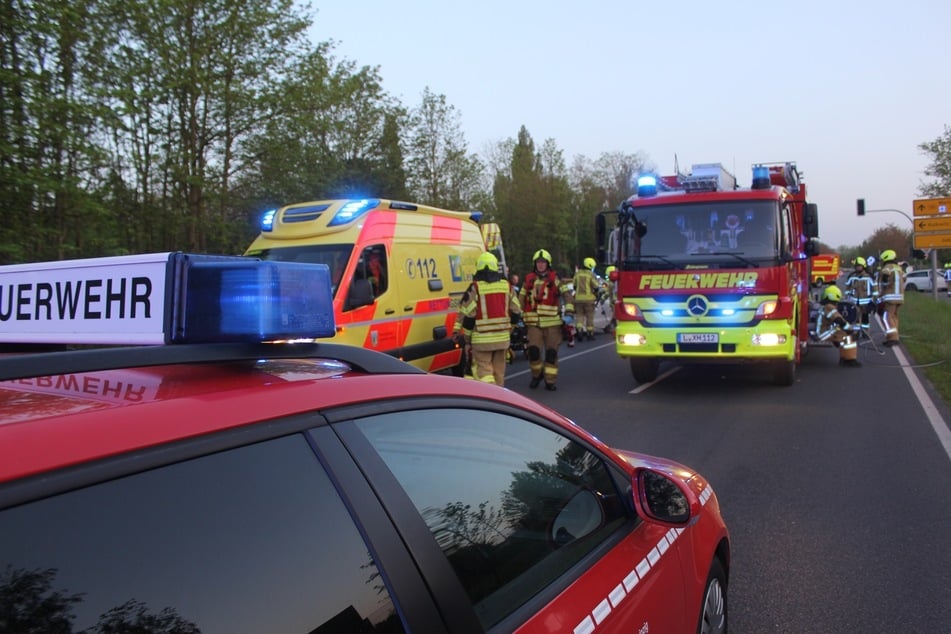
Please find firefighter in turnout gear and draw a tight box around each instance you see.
[572,257,599,341]
[816,286,861,367]
[877,249,905,347]
[844,256,876,338]
[456,252,521,386]
[520,249,574,391]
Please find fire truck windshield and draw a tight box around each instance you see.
[613,200,779,268]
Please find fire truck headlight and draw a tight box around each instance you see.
[755,300,778,317]
[621,333,647,346]
[621,303,640,318]
[752,333,786,347]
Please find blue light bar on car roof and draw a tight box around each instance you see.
[0,252,336,345]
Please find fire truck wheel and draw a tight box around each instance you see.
[773,359,796,386]
[630,358,659,384]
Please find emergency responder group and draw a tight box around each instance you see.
[456,250,610,390]
[819,248,908,368]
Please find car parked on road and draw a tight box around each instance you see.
[0,252,730,634]
[905,268,948,292]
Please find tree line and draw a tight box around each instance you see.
[3,1,949,273]
[0,0,644,274]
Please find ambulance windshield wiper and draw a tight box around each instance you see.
[699,252,759,268]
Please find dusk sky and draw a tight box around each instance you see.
[311,0,950,249]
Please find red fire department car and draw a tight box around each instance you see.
[0,252,730,633]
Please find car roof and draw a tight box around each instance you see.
[0,347,589,484]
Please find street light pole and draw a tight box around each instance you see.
[864,207,913,227]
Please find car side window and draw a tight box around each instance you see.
[354,408,628,629]
[0,434,405,634]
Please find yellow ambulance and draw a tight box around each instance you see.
[245,198,502,374]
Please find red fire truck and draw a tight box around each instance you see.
[596,162,819,386]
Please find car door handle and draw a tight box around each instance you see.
[403,306,414,312]
[385,308,395,315]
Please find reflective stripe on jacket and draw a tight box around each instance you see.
[878,263,905,302]
[460,279,515,345]
[845,273,875,304]
[520,270,573,328]
[816,303,847,341]
[573,269,598,302]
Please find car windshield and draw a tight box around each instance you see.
[247,244,353,297]
[611,200,779,270]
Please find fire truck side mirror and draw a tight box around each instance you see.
[803,203,819,239]
[804,238,819,257]
[595,213,607,257]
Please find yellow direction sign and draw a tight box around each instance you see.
[914,216,951,233]
[913,197,951,217]
[914,233,951,249]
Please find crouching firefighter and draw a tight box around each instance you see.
[520,249,574,391]
[456,252,521,386]
[816,286,861,367]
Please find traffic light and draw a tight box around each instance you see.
[857,198,865,216]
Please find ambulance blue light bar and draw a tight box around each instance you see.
[328,199,379,226]
[260,208,278,231]
[0,253,336,345]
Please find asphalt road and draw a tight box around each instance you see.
[503,321,951,633]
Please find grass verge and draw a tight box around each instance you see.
[899,291,951,406]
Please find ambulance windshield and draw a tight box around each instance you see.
[247,244,352,295]
[612,201,780,268]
